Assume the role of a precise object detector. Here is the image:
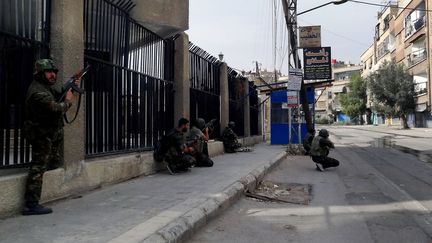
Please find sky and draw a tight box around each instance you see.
[187,0,381,75]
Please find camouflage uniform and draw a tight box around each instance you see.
[221,126,242,153]
[165,128,196,171]
[188,126,213,167]
[310,129,339,169]
[24,59,71,204]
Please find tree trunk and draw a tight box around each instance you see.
[400,114,409,129]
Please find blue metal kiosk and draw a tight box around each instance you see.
[270,87,315,145]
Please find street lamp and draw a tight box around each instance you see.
[298,0,348,16]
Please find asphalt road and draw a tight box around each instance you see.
[190,126,432,243]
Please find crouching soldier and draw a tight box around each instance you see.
[165,118,196,174]
[187,118,214,167]
[310,129,340,171]
[221,121,242,153]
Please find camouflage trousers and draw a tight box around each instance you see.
[165,154,196,171]
[25,130,63,204]
[224,141,242,153]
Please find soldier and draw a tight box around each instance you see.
[310,129,340,172]
[221,121,242,153]
[22,59,79,215]
[303,129,315,155]
[187,118,214,167]
[165,118,196,174]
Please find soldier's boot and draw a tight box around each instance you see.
[22,202,53,215]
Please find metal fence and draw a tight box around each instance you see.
[0,0,51,168]
[84,0,174,157]
[228,68,245,137]
[189,43,221,139]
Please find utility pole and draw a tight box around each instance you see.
[281,0,314,133]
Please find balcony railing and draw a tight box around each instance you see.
[405,15,426,38]
[408,48,427,67]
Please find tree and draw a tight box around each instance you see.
[367,60,415,129]
[339,74,367,124]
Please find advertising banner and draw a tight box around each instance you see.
[303,47,332,80]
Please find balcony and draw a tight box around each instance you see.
[405,15,426,39]
[408,48,427,67]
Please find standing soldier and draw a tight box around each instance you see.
[22,59,79,215]
[188,118,214,167]
[221,121,242,153]
[310,129,340,172]
[165,118,196,174]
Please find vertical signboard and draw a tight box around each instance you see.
[303,47,332,80]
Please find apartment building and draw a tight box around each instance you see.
[315,62,362,123]
[361,0,432,127]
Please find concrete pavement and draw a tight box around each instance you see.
[0,144,286,243]
[191,126,432,243]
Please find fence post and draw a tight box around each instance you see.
[174,32,190,123]
[219,62,229,135]
[244,79,251,137]
[50,0,85,169]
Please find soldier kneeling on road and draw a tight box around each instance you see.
[187,118,214,167]
[310,129,340,172]
[165,118,196,174]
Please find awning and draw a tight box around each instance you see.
[332,85,346,93]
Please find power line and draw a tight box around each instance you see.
[348,0,432,12]
[298,17,370,48]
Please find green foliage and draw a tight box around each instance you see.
[339,74,367,121]
[367,60,415,128]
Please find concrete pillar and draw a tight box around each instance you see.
[50,0,85,169]
[174,32,190,123]
[243,78,251,137]
[219,63,229,135]
[258,96,263,136]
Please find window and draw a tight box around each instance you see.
[405,1,426,38]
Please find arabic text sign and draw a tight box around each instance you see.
[287,91,299,107]
[303,47,332,80]
[287,68,303,91]
[299,26,321,48]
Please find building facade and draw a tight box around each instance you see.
[314,62,362,123]
[361,0,432,127]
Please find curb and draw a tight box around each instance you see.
[113,151,287,243]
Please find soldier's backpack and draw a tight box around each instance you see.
[153,135,169,162]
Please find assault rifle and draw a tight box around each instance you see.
[58,65,91,102]
[58,65,91,124]
[203,118,218,135]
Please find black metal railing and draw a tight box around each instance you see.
[189,43,221,139]
[228,68,245,137]
[0,0,51,168]
[84,0,174,157]
[249,83,259,136]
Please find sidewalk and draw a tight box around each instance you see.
[0,144,286,243]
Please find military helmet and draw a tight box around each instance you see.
[319,129,329,138]
[228,121,235,128]
[196,118,206,130]
[33,59,58,75]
